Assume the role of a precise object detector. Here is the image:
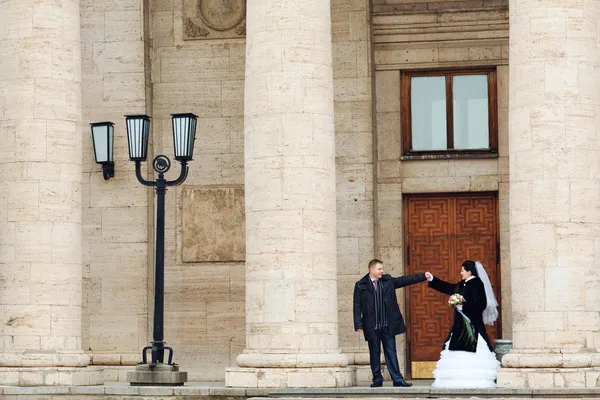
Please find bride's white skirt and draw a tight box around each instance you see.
[431,334,500,388]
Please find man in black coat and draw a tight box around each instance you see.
[353,259,429,387]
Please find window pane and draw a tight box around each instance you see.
[410,76,447,151]
[452,75,489,149]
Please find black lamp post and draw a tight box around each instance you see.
[125,113,198,371]
[90,122,115,180]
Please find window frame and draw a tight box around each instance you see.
[400,67,498,159]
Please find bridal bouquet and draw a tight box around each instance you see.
[448,293,465,307]
[448,293,476,346]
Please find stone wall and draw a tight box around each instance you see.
[331,0,376,378]
[78,0,378,381]
[371,0,511,373]
[80,0,152,367]
[0,0,94,379]
[77,0,513,382]
[147,0,378,381]
[149,0,246,381]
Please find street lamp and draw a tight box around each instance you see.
[125,113,198,386]
[90,122,115,180]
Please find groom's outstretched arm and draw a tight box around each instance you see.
[392,273,426,289]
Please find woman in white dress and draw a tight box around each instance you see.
[426,260,500,388]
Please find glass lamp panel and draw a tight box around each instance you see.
[107,124,114,162]
[125,115,150,161]
[90,123,113,163]
[172,113,198,161]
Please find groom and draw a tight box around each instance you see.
[353,259,431,387]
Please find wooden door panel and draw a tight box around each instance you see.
[405,194,500,378]
[408,236,453,361]
[407,198,450,236]
[455,197,496,235]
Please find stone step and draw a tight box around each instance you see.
[1,385,599,399]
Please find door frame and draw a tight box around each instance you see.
[402,191,502,379]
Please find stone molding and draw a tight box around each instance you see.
[497,367,600,388]
[236,352,349,368]
[225,366,356,388]
[372,8,509,69]
[89,353,140,366]
[0,352,90,368]
[502,352,600,369]
[0,366,103,386]
[183,0,246,40]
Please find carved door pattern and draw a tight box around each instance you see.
[404,193,500,379]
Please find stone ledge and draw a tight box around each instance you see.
[236,353,349,368]
[264,386,432,395]
[503,353,600,368]
[0,352,90,368]
[498,367,600,389]
[0,366,104,386]
[0,384,599,397]
[225,367,356,388]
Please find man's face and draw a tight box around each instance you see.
[369,263,384,279]
[460,266,472,280]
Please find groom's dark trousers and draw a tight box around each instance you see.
[368,328,402,384]
[353,272,426,384]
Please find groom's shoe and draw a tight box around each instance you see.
[370,382,383,387]
[393,378,412,387]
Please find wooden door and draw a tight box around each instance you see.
[404,193,501,379]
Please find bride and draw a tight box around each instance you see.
[425,260,500,388]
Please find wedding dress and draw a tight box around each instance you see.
[428,261,501,388]
[431,333,500,388]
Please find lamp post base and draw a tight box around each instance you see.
[127,363,187,386]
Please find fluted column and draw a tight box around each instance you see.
[497,0,600,388]
[0,0,96,385]
[225,0,353,388]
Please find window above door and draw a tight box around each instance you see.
[400,68,498,160]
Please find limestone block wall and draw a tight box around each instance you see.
[80,0,151,371]
[331,0,376,369]
[79,0,513,382]
[143,0,378,381]
[149,0,246,381]
[496,0,600,388]
[372,0,512,357]
[0,0,87,369]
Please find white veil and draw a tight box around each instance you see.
[475,261,498,325]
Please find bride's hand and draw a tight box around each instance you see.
[456,304,463,311]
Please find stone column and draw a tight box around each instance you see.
[0,0,100,385]
[497,0,600,388]
[224,0,353,388]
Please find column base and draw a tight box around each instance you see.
[127,364,188,386]
[497,367,600,388]
[0,351,90,367]
[225,366,356,388]
[0,366,104,386]
[497,352,600,388]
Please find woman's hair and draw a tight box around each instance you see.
[462,260,478,276]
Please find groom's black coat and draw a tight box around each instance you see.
[353,273,426,342]
[429,276,494,352]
